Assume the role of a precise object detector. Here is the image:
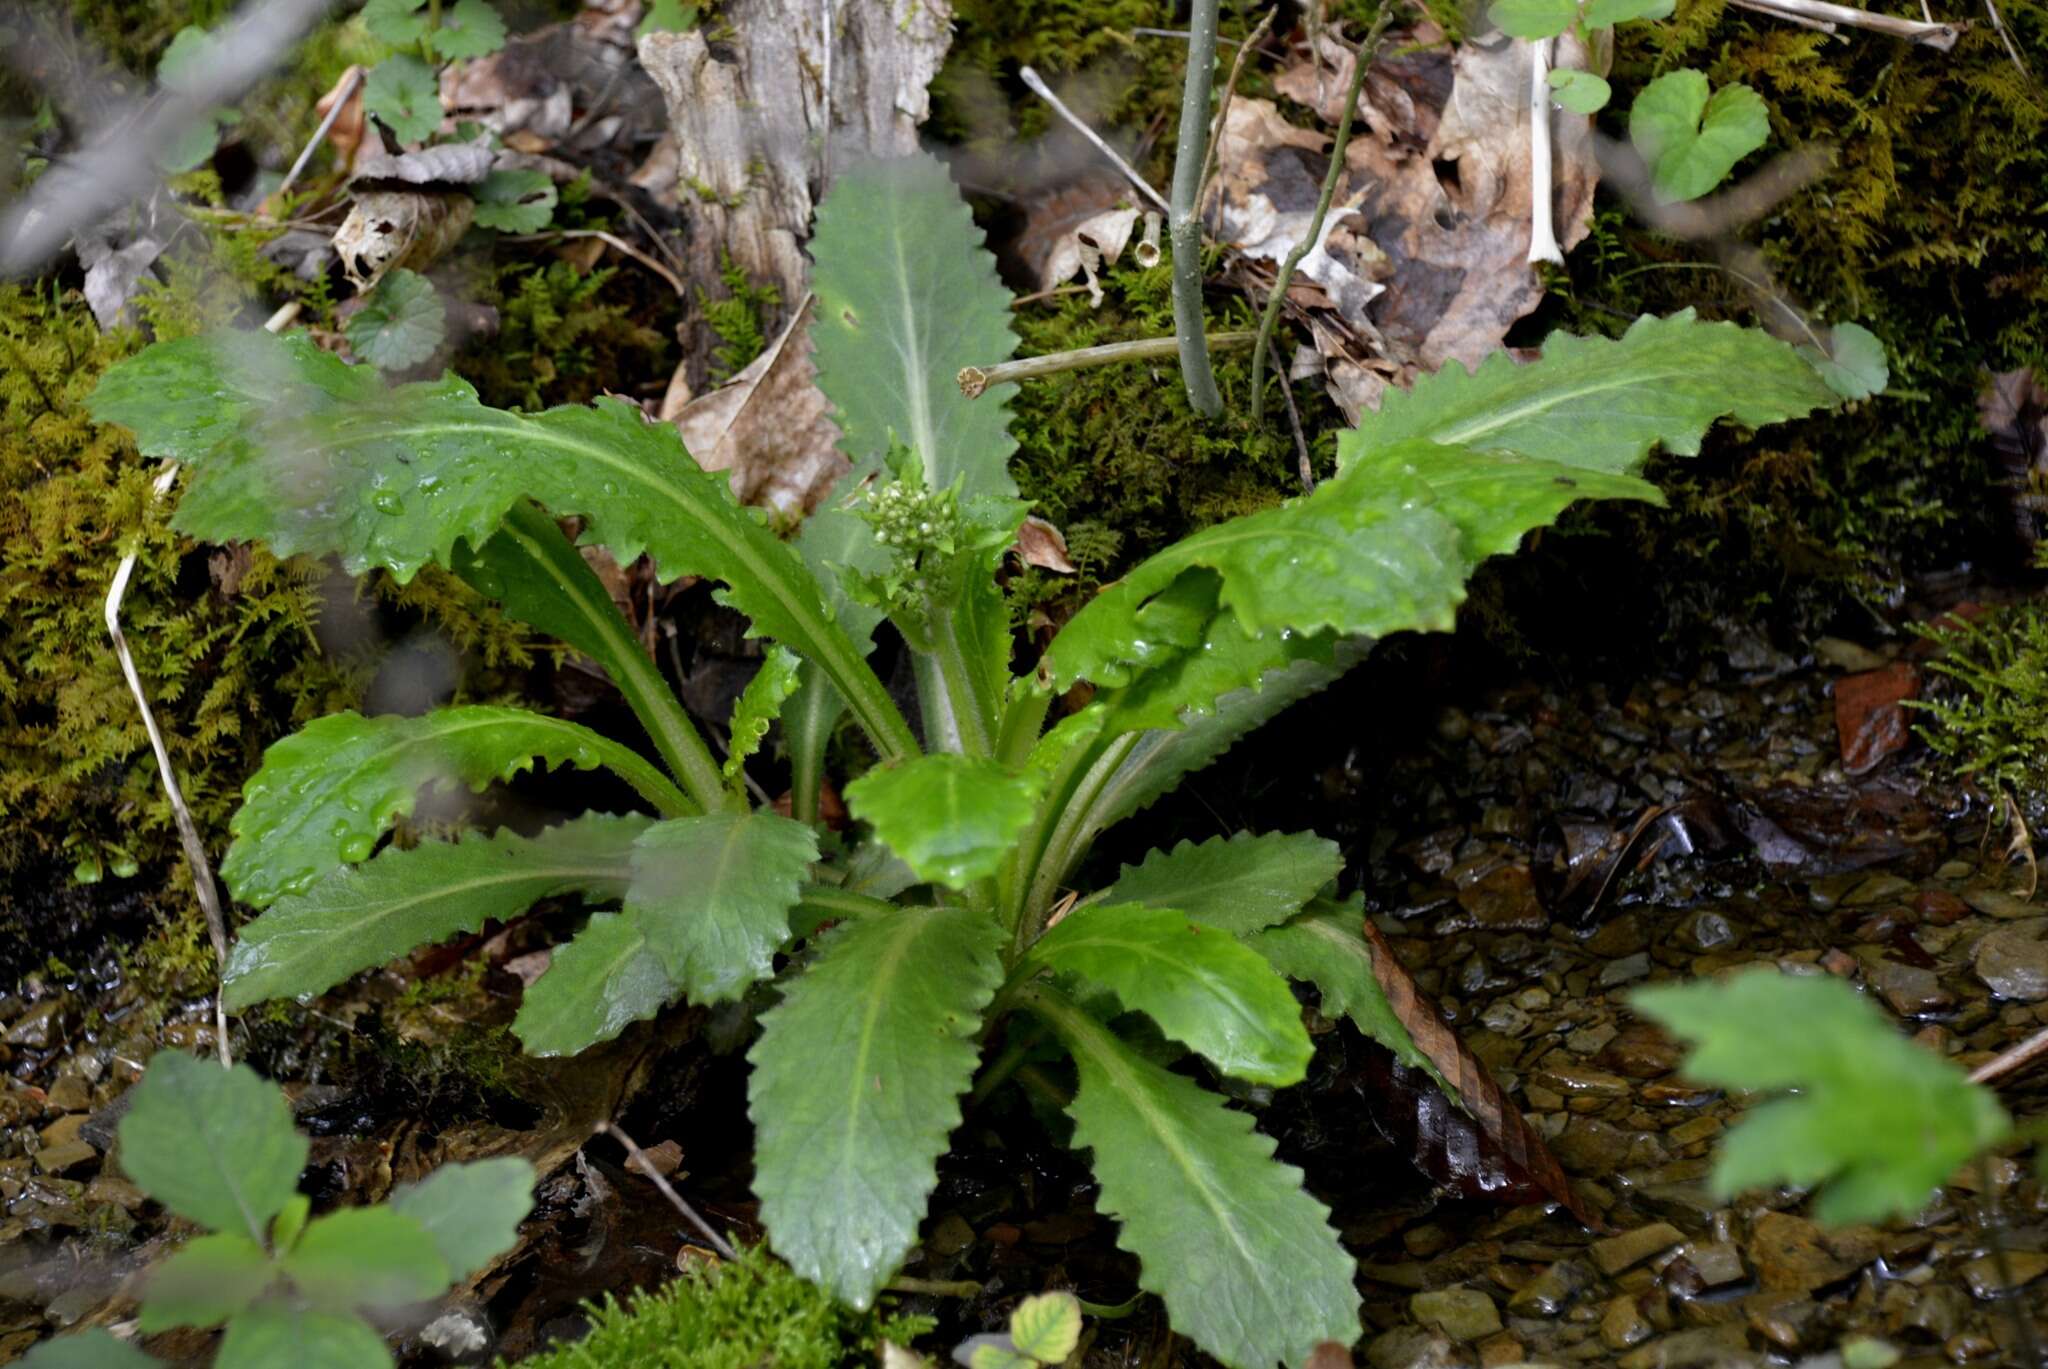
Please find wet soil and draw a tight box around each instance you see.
[6,624,2048,1368]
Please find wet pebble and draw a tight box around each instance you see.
[1408,1288,1502,1342]
[32,1115,95,1177]
[1898,1283,1966,1341]
[1615,1322,1749,1368]
[1364,1325,1467,1369]
[4,999,73,1050]
[1748,1212,1851,1292]
[1963,888,2040,920]
[1478,1001,1531,1038]
[1590,1223,1685,1277]
[1973,923,2048,1002]
[1960,1251,2048,1298]
[1600,1294,1654,1350]
[1674,911,1737,953]
[1507,1259,1591,1317]
[1866,959,1954,1018]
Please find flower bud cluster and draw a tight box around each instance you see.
[865,478,960,558]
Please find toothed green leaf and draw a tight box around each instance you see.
[1025,904,1312,1086]
[1249,901,1436,1078]
[623,811,819,1002]
[1025,986,1359,1369]
[136,1233,276,1331]
[1007,1292,1083,1364]
[1486,0,1575,38]
[474,168,557,232]
[282,1207,449,1312]
[361,0,429,46]
[726,647,803,784]
[345,268,445,371]
[430,0,506,60]
[19,1331,159,1369]
[220,707,686,909]
[89,329,912,762]
[363,54,442,143]
[223,813,643,1011]
[844,754,1042,888]
[117,1054,309,1246]
[217,1304,392,1369]
[1090,831,1342,935]
[1633,969,2010,1225]
[751,907,1003,1306]
[1340,311,1836,478]
[513,911,676,1056]
[388,1157,535,1281]
[810,153,1020,501]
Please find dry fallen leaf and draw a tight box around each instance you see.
[333,190,474,289]
[1015,515,1078,573]
[1041,205,1139,306]
[667,295,847,517]
[1208,22,1598,419]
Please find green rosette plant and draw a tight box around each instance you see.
[90,152,1851,1368]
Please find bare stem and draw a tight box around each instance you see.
[1169,0,1225,418]
[1249,11,1392,423]
[959,331,1256,399]
[1727,0,1961,45]
[1527,36,1563,266]
[596,1120,739,1260]
[1017,66,1170,214]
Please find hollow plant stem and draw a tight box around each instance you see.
[1169,0,1226,418]
[959,331,1256,398]
[1249,10,1393,423]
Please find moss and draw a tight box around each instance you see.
[1912,599,2048,823]
[504,1243,935,1369]
[0,281,536,893]
[700,250,780,382]
[1506,0,2048,657]
[459,259,671,411]
[1007,256,1344,618]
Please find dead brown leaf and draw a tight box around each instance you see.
[1015,515,1078,573]
[666,295,847,517]
[1361,920,1603,1229]
[1208,23,1597,419]
[313,64,368,177]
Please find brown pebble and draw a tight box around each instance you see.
[1945,1331,1999,1361]
[1598,1024,1682,1078]
[1591,1222,1685,1277]
[1743,1293,1814,1350]
[1748,1212,1851,1292]
[1476,1333,1524,1368]
[1961,1251,2048,1298]
[1913,889,1969,925]
[1616,1322,1749,1369]
[1600,1295,1654,1351]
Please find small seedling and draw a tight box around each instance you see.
[20,1052,534,1369]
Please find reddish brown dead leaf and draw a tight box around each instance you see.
[1834,662,1920,776]
[313,65,368,177]
[1015,515,1077,573]
[665,294,846,518]
[1360,920,1603,1229]
[1302,1342,1356,1369]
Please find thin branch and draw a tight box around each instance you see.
[106,462,233,1067]
[595,1120,740,1260]
[1016,66,1170,214]
[1971,1023,2048,1086]
[1730,0,1961,45]
[1198,7,1278,207]
[958,331,1256,398]
[502,228,691,298]
[1169,0,1226,417]
[1270,338,1314,491]
[1980,0,2036,78]
[276,64,362,200]
[1249,10,1393,423]
[0,0,334,277]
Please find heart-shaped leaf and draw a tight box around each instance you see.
[1799,321,1889,400]
[345,268,445,371]
[1547,67,1611,114]
[1628,71,1769,202]
[363,54,443,143]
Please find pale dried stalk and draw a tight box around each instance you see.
[1016,66,1171,214]
[596,1121,740,1259]
[1134,210,1162,268]
[1971,1024,2048,1087]
[1731,0,1961,46]
[106,463,232,1068]
[959,331,1256,398]
[1526,37,1563,266]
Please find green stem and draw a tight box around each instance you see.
[929,612,997,757]
[789,885,897,939]
[968,1020,1048,1108]
[493,501,729,812]
[1169,0,1224,418]
[995,681,1054,772]
[1249,9,1392,422]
